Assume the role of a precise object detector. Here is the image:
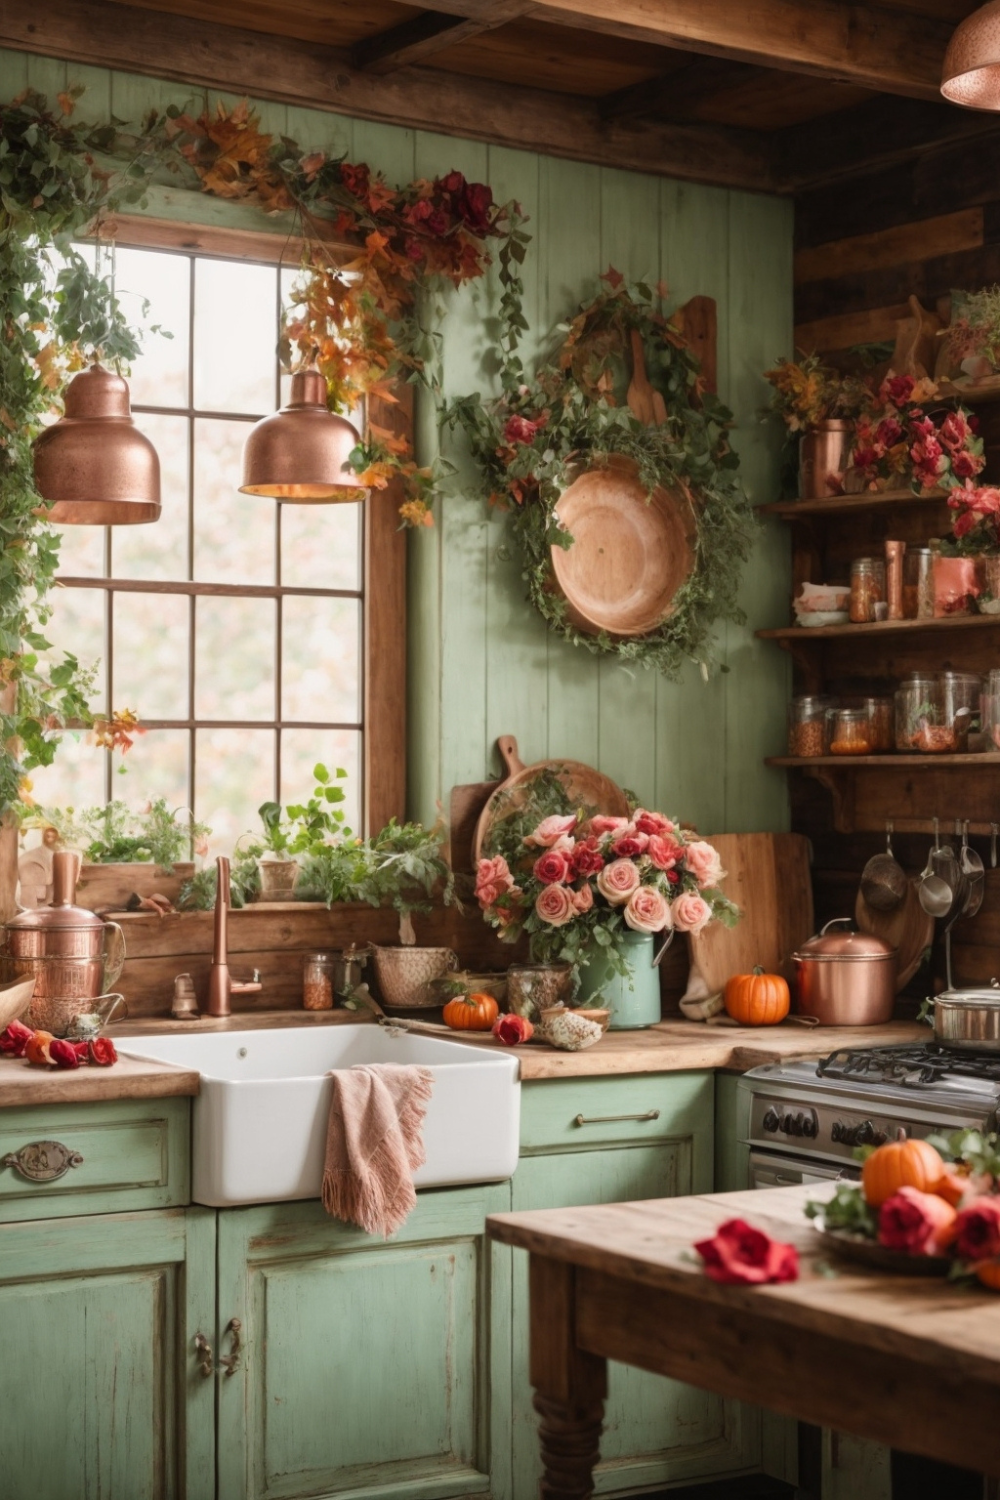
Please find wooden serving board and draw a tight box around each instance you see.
[687,832,814,993]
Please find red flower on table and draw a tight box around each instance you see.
[953,1197,1000,1263]
[0,1019,33,1057]
[695,1218,799,1285]
[878,1187,957,1255]
[88,1037,118,1067]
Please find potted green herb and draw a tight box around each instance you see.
[253,764,350,900]
[355,820,460,1009]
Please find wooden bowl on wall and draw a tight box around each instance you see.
[551,458,695,637]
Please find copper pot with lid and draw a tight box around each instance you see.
[2,851,126,1036]
[792,918,897,1026]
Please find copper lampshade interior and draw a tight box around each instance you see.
[941,0,1000,107]
[240,371,370,503]
[32,363,161,525]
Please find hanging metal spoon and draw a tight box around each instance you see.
[918,817,954,918]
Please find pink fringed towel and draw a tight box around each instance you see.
[323,1063,434,1238]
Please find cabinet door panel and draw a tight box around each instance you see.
[0,1208,215,1500]
[512,1077,759,1496]
[217,1183,512,1500]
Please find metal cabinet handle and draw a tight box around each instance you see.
[193,1333,214,1378]
[218,1318,242,1376]
[1,1140,84,1182]
[573,1109,660,1127]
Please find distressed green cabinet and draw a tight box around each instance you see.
[512,1072,760,1497]
[214,1183,513,1500]
[0,1205,216,1500]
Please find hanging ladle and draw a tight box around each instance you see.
[918,817,955,918]
[961,819,985,921]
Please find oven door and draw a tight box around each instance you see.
[749,1148,859,1191]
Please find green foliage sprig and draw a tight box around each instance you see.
[21,797,210,869]
[445,273,756,677]
[0,88,163,814]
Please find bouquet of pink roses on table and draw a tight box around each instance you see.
[474,807,738,1009]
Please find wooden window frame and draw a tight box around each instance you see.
[79,214,407,834]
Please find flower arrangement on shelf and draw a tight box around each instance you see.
[805,1130,1000,1290]
[942,285,1000,383]
[475,807,738,977]
[763,353,870,434]
[848,374,984,494]
[946,482,1000,555]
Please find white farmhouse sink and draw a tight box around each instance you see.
[121,1025,520,1207]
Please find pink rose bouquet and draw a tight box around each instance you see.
[475,803,737,978]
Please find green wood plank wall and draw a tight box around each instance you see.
[0,48,793,837]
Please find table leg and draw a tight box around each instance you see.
[528,1254,607,1500]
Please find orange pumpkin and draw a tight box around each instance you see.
[935,1168,971,1208]
[723,967,790,1026]
[861,1138,945,1208]
[442,991,499,1031]
[975,1260,1000,1290]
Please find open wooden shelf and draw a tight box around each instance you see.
[760,488,947,519]
[758,613,1000,642]
[767,754,1000,769]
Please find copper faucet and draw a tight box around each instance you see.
[206,856,263,1017]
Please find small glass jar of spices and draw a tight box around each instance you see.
[303,952,335,1010]
[829,707,872,756]
[849,558,886,623]
[787,695,836,757]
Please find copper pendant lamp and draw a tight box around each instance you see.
[32,362,161,525]
[239,370,370,503]
[941,0,1000,107]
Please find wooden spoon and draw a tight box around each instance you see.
[627,328,657,425]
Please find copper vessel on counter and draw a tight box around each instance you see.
[792,919,897,1026]
[2,851,126,1036]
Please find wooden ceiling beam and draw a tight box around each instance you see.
[352,4,529,75]
[600,57,745,124]
[0,0,779,193]
[778,97,1000,191]
[425,0,955,102]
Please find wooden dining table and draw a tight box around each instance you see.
[487,1183,1000,1498]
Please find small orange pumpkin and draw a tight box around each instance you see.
[442,991,499,1031]
[723,967,790,1027]
[861,1138,945,1208]
[975,1259,1000,1290]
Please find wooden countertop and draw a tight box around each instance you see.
[508,1016,929,1078]
[0,1052,200,1108]
[487,1182,1000,1478]
[0,1011,929,1107]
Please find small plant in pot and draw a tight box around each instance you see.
[353,820,460,1009]
[254,764,350,900]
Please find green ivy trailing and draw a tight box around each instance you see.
[0,88,161,814]
[445,272,757,677]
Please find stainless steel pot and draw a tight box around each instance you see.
[934,982,1000,1051]
[792,918,897,1026]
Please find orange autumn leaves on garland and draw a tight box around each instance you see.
[161,100,527,526]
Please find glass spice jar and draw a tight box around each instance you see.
[938,670,982,751]
[903,546,934,619]
[829,707,873,756]
[894,674,941,752]
[303,952,335,1010]
[849,557,885,623]
[846,695,894,752]
[787,695,836,757]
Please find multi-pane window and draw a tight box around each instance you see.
[31,243,364,853]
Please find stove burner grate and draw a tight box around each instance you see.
[816,1043,1000,1088]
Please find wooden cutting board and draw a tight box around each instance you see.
[688,833,814,993]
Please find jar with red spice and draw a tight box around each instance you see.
[895,674,944,752]
[303,952,335,1010]
[787,695,836,757]
[849,558,885,623]
[845,695,894,752]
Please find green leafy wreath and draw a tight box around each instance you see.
[445,271,757,677]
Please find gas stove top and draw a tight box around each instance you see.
[741,1042,1000,1170]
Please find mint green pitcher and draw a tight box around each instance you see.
[576,930,662,1029]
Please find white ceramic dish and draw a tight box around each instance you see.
[0,975,36,1032]
[795,610,850,628]
[121,1024,521,1207]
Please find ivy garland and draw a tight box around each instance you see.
[445,271,758,677]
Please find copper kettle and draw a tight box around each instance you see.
[2,852,126,1036]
